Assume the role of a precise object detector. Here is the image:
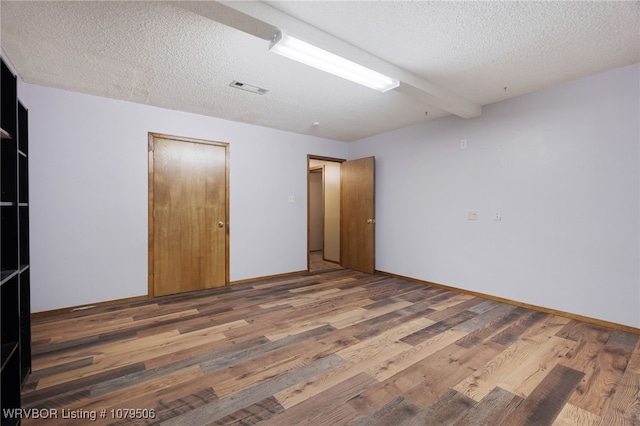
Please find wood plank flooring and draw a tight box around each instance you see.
[22,269,640,425]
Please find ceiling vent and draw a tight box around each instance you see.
[229,80,268,95]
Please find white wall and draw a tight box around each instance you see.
[348,64,640,328]
[11,47,640,327]
[20,83,348,313]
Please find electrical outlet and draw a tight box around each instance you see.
[288,195,295,203]
[494,211,502,221]
[460,139,468,149]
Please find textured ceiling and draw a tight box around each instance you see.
[1,1,638,142]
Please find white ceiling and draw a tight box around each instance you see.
[1,1,638,142]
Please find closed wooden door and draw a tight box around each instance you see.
[150,134,228,297]
[341,156,375,273]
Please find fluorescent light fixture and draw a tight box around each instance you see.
[269,31,399,92]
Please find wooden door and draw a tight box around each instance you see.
[340,156,375,273]
[149,134,228,297]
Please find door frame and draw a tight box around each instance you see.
[307,154,345,271]
[148,132,230,298]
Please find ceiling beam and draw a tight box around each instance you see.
[172,1,277,40]
[173,0,481,119]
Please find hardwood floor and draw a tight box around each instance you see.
[22,269,640,425]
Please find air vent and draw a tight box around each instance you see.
[229,80,268,95]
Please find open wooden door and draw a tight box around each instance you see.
[340,156,375,273]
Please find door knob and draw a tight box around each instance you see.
[367,219,376,224]
[218,221,225,228]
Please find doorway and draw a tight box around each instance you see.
[307,155,376,274]
[148,133,229,297]
[308,156,343,272]
[309,165,324,255]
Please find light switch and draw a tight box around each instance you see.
[467,210,478,220]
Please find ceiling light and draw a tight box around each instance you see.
[269,31,399,93]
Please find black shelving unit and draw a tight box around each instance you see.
[1,56,30,426]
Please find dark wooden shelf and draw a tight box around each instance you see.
[1,342,18,372]
[1,59,17,140]
[1,55,29,423]
[0,269,19,284]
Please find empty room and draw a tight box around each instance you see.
[1,1,639,425]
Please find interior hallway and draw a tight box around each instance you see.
[309,250,343,273]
